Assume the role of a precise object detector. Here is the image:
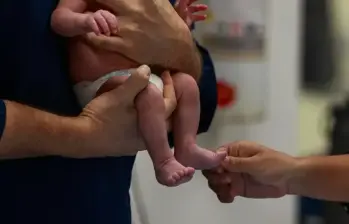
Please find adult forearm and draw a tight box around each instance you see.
[0,101,86,159]
[288,155,349,202]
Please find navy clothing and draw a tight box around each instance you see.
[0,0,217,223]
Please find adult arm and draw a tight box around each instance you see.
[0,66,177,160]
[0,100,85,159]
[288,155,349,202]
[203,141,349,203]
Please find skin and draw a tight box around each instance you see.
[87,0,203,80]
[0,66,176,159]
[203,141,349,203]
[1,0,204,159]
[51,0,222,186]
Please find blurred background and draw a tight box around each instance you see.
[130,0,349,223]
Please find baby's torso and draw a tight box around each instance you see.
[69,39,139,83]
[69,2,139,83]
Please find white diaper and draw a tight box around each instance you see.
[74,69,164,107]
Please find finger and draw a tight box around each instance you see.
[202,169,221,180]
[166,119,172,132]
[192,14,207,22]
[216,146,227,154]
[221,156,255,173]
[217,190,235,203]
[189,4,208,12]
[164,98,176,119]
[162,71,177,118]
[209,183,235,203]
[225,141,262,157]
[207,164,225,174]
[162,71,175,99]
[202,171,233,185]
[180,0,189,12]
[216,147,228,171]
[94,12,110,35]
[207,180,222,193]
[101,11,119,34]
[202,169,221,179]
[87,18,101,35]
[112,65,150,104]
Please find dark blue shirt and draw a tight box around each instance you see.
[0,0,217,223]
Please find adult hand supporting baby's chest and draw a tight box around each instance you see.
[87,0,202,80]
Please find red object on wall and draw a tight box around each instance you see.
[217,80,236,108]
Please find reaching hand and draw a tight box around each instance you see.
[202,141,298,203]
[174,0,208,27]
[84,10,118,36]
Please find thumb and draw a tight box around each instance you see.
[221,156,255,174]
[111,65,150,104]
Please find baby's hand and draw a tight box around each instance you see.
[84,10,118,36]
[174,0,208,27]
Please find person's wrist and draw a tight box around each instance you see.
[53,116,94,158]
[286,157,308,196]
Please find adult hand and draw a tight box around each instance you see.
[202,141,298,203]
[74,65,176,158]
[86,0,200,76]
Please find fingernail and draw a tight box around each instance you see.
[217,147,226,153]
[138,65,150,75]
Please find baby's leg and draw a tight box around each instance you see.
[172,73,226,169]
[135,84,195,187]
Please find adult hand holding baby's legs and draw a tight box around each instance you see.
[74,65,150,157]
[73,66,178,158]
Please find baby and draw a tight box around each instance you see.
[51,0,226,187]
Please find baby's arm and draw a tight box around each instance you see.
[51,0,90,37]
[51,0,118,37]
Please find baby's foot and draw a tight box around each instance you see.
[155,157,195,187]
[176,144,227,170]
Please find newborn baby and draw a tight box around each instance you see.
[51,0,226,186]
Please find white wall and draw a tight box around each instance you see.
[131,0,301,223]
